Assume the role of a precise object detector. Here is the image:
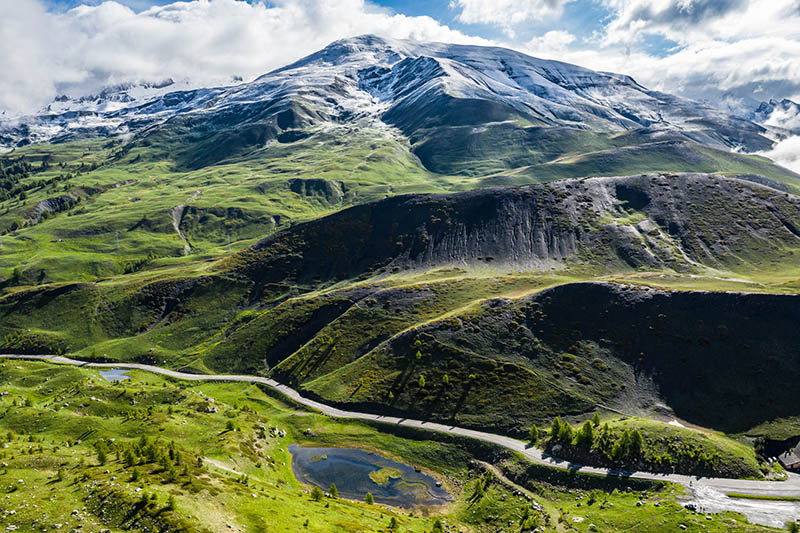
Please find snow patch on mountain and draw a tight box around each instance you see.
[268,35,772,154]
[0,78,228,147]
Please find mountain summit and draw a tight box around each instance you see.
[272,35,769,147]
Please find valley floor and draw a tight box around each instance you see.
[2,353,798,530]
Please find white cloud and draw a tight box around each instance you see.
[0,0,487,115]
[451,0,572,36]
[625,38,798,94]
[566,0,800,108]
[518,30,800,113]
[762,105,800,132]
[525,30,576,56]
[0,1,79,114]
[2,0,799,122]
[601,0,800,46]
[757,136,800,173]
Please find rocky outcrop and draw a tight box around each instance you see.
[26,194,78,225]
[288,178,345,204]
[24,179,137,227]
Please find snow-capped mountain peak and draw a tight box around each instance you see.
[0,35,775,155]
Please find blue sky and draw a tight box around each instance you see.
[4,0,800,118]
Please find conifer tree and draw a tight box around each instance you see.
[529,424,539,443]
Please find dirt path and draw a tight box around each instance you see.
[473,460,544,511]
[204,457,244,476]
[172,190,201,255]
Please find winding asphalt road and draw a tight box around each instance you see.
[2,353,799,526]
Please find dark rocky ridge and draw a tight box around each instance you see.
[525,282,800,432]
[228,173,800,289]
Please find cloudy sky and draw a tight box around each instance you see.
[2,0,799,119]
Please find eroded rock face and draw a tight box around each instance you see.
[27,195,77,225]
[24,179,137,227]
[232,173,800,286]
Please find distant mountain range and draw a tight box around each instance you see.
[749,98,800,134]
[0,78,221,148]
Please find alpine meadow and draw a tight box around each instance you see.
[2,2,800,532]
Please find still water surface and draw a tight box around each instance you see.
[98,369,130,382]
[288,444,451,508]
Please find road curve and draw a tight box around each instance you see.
[2,354,799,501]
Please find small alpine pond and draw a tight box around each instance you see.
[98,369,130,382]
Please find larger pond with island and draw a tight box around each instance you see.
[288,444,451,508]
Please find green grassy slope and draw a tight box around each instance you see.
[2,123,798,286]
[544,416,766,479]
[0,128,441,284]
[482,139,800,190]
[2,122,800,490]
[0,360,455,532]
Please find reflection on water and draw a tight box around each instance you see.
[288,444,451,508]
[98,369,130,382]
